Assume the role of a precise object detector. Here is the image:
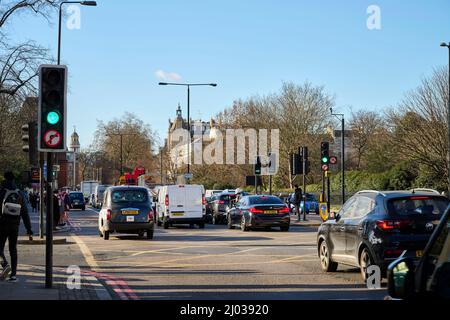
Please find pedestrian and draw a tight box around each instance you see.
[0,171,34,282]
[30,193,37,213]
[53,190,61,230]
[294,185,303,222]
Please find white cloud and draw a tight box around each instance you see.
[155,70,182,82]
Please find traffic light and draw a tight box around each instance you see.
[292,153,303,175]
[302,146,310,175]
[254,156,262,176]
[321,142,330,171]
[22,122,38,166]
[38,65,68,152]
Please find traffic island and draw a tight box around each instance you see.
[18,237,68,245]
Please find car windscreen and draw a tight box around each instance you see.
[387,197,450,216]
[70,193,84,200]
[306,194,317,201]
[220,194,236,202]
[249,196,284,205]
[111,190,148,204]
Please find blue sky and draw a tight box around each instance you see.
[11,0,450,149]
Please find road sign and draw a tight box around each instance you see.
[53,165,61,172]
[31,168,40,183]
[322,164,329,172]
[319,203,329,221]
[184,173,193,180]
[330,156,338,165]
[43,129,62,148]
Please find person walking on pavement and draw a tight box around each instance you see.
[53,190,62,230]
[294,185,303,222]
[30,193,37,213]
[0,171,34,282]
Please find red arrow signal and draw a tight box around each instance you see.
[330,156,338,165]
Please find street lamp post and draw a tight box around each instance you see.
[331,109,346,205]
[58,1,97,65]
[441,42,450,196]
[159,82,217,176]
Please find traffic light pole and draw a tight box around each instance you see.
[326,172,331,214]
[341,117,345,204]
[39,153,45,239]
[45,152,54,288]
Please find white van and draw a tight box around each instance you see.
[156,185,206,229]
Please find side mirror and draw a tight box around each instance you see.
[334,213,341,222]
[387,257,416,300]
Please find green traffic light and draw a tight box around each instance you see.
[47,111,60,125]
[322,157,329,163]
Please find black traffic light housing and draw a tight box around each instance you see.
[22,122,38,166]
[38,65,68,152]
[291,153,303,175]
[321,142,330,171]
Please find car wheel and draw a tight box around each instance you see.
[104,231,110,240]
[319,240,338,272]
[359,247,374,282]
[280,226,290,232]
[147,229,154,240]
[156,214,162,227]
[227,215,235,229]
[82,206,85,211]
[163,216,170,230]
[138,231,145,239]
[241,216,249,232]
[198,223,205,229]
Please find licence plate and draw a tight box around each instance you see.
[122,210,139,215]
[264,210,278,214]
[416,251,423,258]
[126,216,135,222]
[172,212,185,217]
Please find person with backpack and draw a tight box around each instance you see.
[0,171,33,282]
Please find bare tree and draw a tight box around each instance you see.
[387,67,449,187]
[0,0,60,29]
[349,110,385,169]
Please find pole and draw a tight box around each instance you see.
[341,117,345,204]
[160,148,164,184]
[45,152,54,288]
[120,134,123,176]
[321,170,326,203]
[302,148,307,221]
[39,153,45,239]
[447,46,450,197]
[187,86,191,176]
[57,4,63,65]
[327,171,331,214]
[73,151,76,190]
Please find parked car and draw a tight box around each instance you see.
[300,193,320,215]
[156,184,206,229]
[227,195,291,232]
[69,192,86,211]
[93,185,111,209]
[98,186,154,240]
[205,190,223,198]
[317,189,449,282]
[211,192,238,225]
[387,204,450,300]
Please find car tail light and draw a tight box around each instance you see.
[202,196,206,206]
[219,200,225,204]
[148,210,154,221]
[376,220,410,230]
[249,208,264,214]
[165,194,169,206]
[279,207,290,214]
[106,209,112,221]
[384,249,404,258]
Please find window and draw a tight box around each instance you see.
[387,197,449,217]
[249,196,283,205]
[339,197,357,219]
[111,190,148,203]
[349,196,375,219]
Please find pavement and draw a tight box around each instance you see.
[290,214,323,227]
[0,208,111,300]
